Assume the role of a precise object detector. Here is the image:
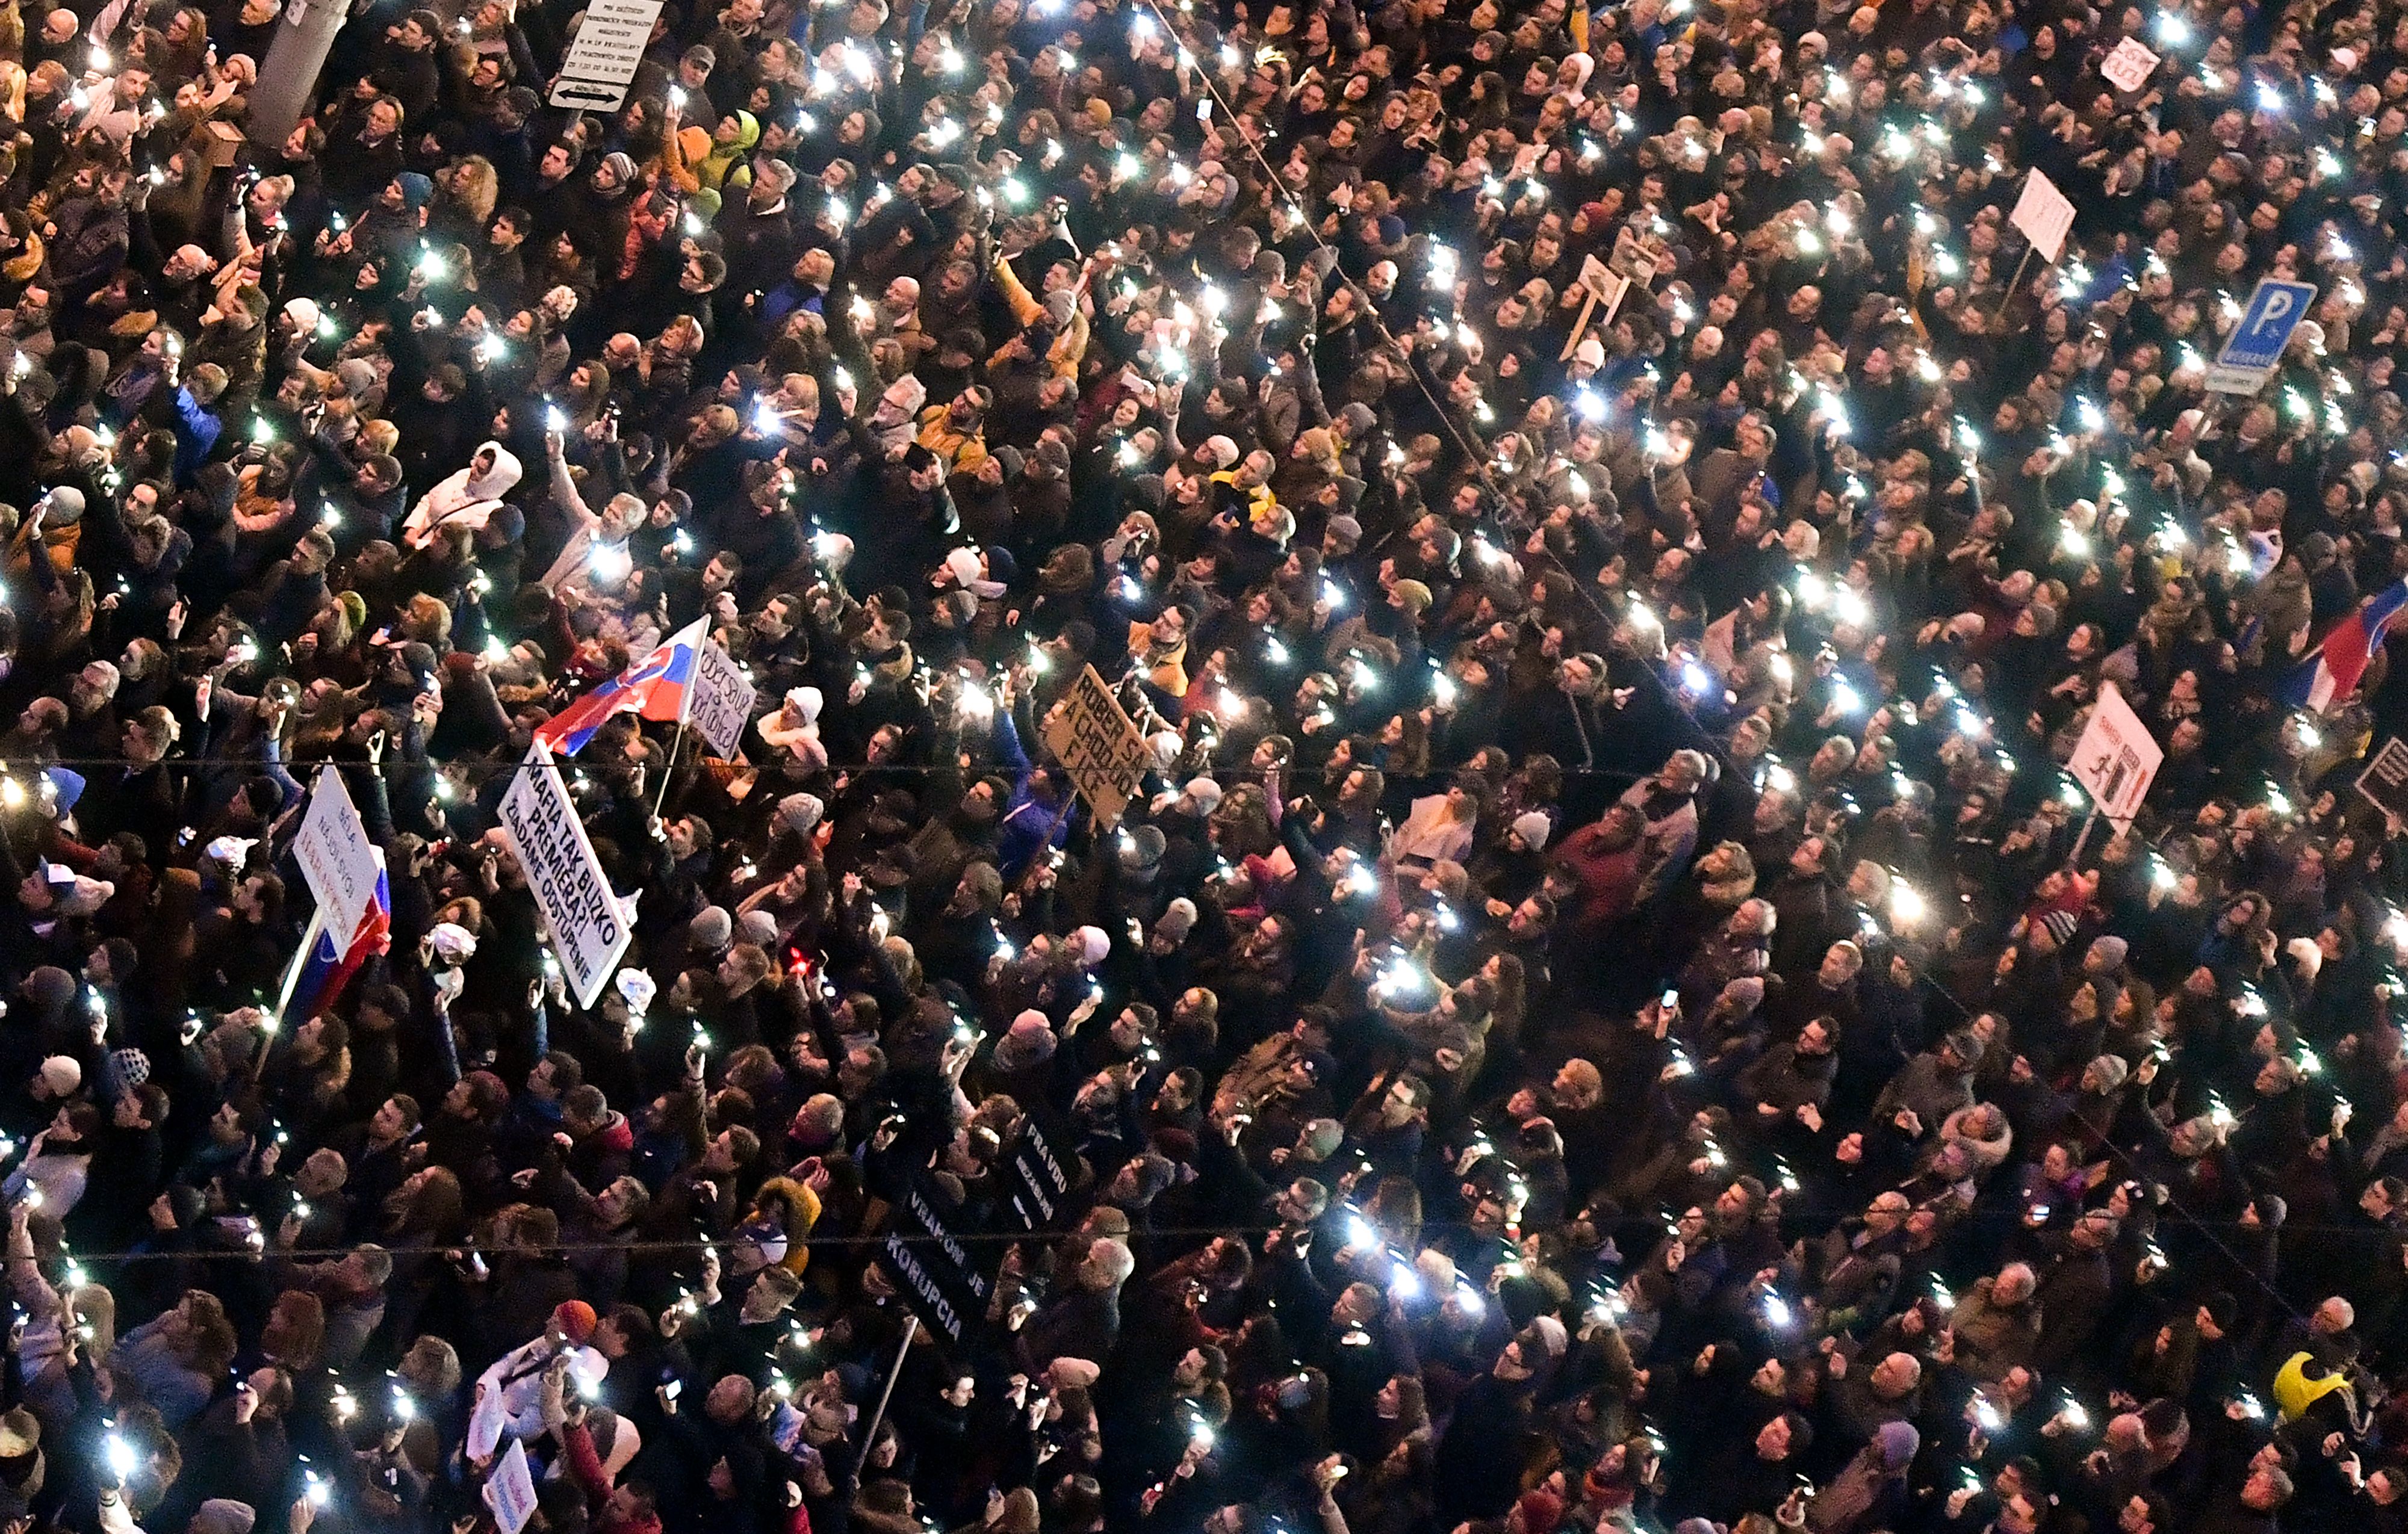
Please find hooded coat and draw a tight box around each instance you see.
[677,111,759,194]
[2,489,77,580]
[748,1176,823,1274]
[401,441,524,550]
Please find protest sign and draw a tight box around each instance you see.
[497,743,633,1009]
[1041,666,1150,828]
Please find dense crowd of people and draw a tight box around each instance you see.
[10,0,2408,1531]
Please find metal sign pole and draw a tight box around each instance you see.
[849,1314,920,1488]
[2067,804,2100,870]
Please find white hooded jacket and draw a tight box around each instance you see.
[466,1329,606,1459]
[402,441,523,550]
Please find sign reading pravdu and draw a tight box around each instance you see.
[293,764,379,940]
[497,742,634,1009]
[550,0,665,111]
[1041,665,1150,829]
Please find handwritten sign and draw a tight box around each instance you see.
[1040,666,1149,829]
[497,742,633,1009]
[2009,169,2077,264]
[687,639,757,758]
[293,764,378,940]
[2101,37,2161,92]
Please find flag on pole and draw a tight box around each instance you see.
[2283,577,2408,713]
[533,618,709,756]
[275,854,393,1024]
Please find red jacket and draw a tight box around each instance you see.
[563,1422,662,1534]
[1555,823,1643,927]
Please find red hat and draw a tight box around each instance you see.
[1516,1491,1563,1534]
[552,1300,598,1344]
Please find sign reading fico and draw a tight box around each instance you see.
[497,742,633,1008]
[1041,666,1150,828]
[550,0,665,111]
[686,640,757,758]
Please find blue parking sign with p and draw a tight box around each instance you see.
[2208,278,2317,394]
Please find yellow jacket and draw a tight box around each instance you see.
[754,1176,823,1275]
[916,405,990,474]
[990,255,1087,379]
[2272,1350,2351,1423]
[1126,622,1189,697]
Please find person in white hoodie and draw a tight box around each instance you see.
[466,1300,607,1459]
[401,440,523,551]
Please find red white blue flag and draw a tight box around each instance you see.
[533,618,709,756]
[2284,578,2408,713]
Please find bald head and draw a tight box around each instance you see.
[1870,1351,1921,1397]
[167,245,219,281]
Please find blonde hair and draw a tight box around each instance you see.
[65,1282,115,1362]
[402,593,452,648]
[451,155,498,224]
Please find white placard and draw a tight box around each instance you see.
[483,1440,538,1534]
[2101,37,2161,91]
[549,0,665,111]
[688,640,758,758]
[2070,681,2164,831]
[293,764,378,941]
[497,743,633,1009]
[2008,169,2078,264]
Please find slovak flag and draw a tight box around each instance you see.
[534,618,709,756]
[2284,577,2408,713]
[281,856,392,1023]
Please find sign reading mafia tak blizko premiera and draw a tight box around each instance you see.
[497,741,635,1010]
